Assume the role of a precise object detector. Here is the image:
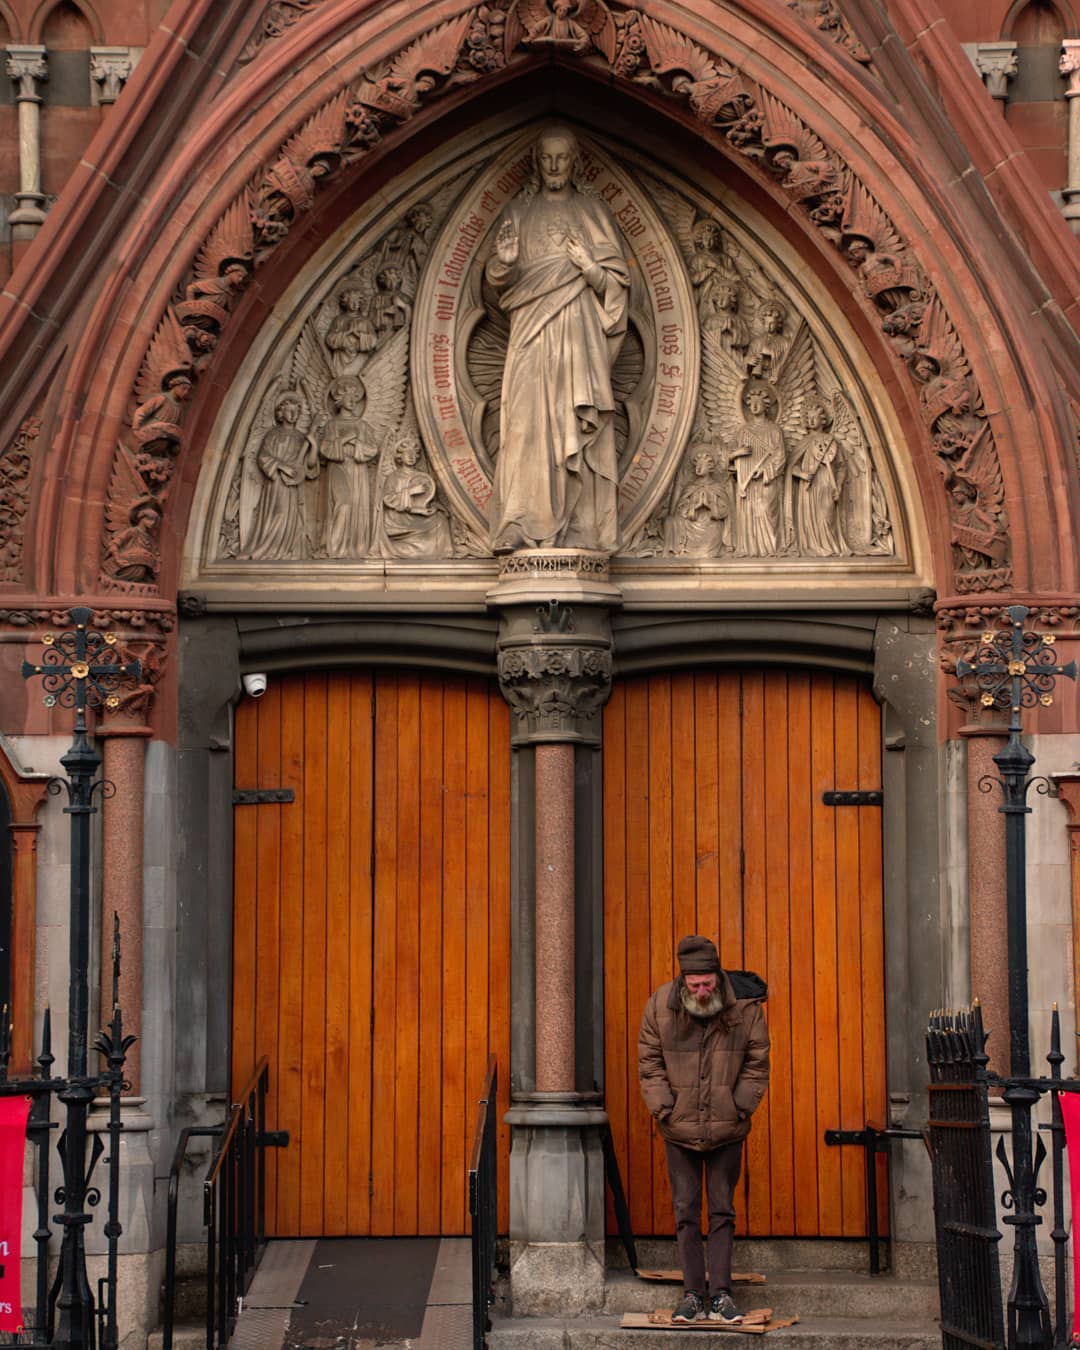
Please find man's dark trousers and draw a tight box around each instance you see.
[664,1138,743,1294]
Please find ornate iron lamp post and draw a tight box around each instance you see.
[21,608,141,1350]
[955,604,1077,1349]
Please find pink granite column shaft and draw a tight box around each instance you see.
[963,725,1009,1075]
[99,726,149,1092]
[534,742,576,1093]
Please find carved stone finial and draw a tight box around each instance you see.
[90,48,134,106]
[973,41,1019,102]
[5,46,47,101]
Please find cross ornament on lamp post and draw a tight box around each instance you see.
[21,607,141,1350]
[955,604,1078,1349]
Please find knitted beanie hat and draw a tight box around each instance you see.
[677,935,721,974]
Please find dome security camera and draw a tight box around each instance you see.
[242,673,268,699]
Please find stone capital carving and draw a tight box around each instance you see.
[974,41,1018,102]
[90,48,134,105]
[1061,40,1080,96]
[5,46,47,101]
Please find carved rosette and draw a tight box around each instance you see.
[497,642,613,743]
[101,0,1013,597]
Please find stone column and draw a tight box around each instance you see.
[974,40,1018,107]
[89,47,133,106]
[98,720,150,1093]
[959,716,1011,1074]
[1061,41,1080,235]
[5,46,48,238]
[489,549,620,1315]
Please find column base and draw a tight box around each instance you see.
[87,1096,155,1253]
[505,1097,608,1314]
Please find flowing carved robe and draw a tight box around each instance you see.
[486,191,629,552]
[247,425,313,560]
[730,420,787,557]
[319,413,380,558]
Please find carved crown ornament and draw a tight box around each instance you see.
[98,0,1010,599]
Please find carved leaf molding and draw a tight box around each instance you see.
[98,0,1010,595]
[0,415,40,585]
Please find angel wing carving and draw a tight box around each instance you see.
[290,318,334,426]
[576,0,618,63]
[699,329,746,445]
[919,295,970,383]
[133,308,191,409]
[193,193,254,282]
[641,177,698,263]
[279,91,347,171]
[359,326,410,442]
[380,13,473,108]
[772,320,816,437]
[638,14,717,79]
[104,443,154,541]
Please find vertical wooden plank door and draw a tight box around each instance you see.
[603,670,886,1239]
[232,671,511,1236]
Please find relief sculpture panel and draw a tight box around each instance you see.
[204,125,902,578]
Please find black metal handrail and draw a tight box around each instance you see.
[469,1057,498,1350]
[823,1120,925,1274]
[162,1058,287,1350]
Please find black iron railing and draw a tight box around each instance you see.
[469,1057,498,1350]
[162,1059,287,1350]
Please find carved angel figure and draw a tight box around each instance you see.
[291,320,409,558]
[945,429,1008,574]
[243,392,318,560]
[104,437,165,585]
[666,444,730,556]
[375,433,452,559]
[788,397,846,556]
[505,0,616,56]
[324,283,378,376]
[700,318,815,557]
[131,309,194,454]
[745,298,791,379]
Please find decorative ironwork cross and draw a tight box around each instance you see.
[955,604,1077,734]
[21,606,142,727]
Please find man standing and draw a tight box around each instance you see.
[638,935,770,1324]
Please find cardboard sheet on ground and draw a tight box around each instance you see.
[635,1271,767,1285]
[621,1309,798,1334]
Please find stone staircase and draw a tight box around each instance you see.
[488,1240,942,1348]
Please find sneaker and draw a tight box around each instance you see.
[671,1290,706,1322]
[708,1291,742,1324]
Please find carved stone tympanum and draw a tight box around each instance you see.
[197,123,906,583]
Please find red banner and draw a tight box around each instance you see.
[1061,1093,1080,1341]
[0,1096,30,1332]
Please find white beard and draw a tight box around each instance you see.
[679,981,725,1019]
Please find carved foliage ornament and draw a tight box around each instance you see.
[101,0,1008,592]
[786,1,871,66]
[937,602,1080,712]
[0,416,40,584]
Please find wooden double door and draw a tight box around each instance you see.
[232,671,511,1236]
[603,670,888,1239]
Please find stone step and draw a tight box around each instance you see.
[609,1238,891,1275]
[147,1325,205,1350]
[603,1268,940,1321]
[488,1312,941,1349]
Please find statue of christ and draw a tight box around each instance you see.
[485,126,630,554]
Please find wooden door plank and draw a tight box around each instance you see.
[740,673,770,1235]
[464,681,492,1236]
[322,675,352,1236]
[647,676,674,1229]
[810,674,841,1236]
[763,675,793,1235]
[833,678,865,1236]
[275,681,306,1235]
[347,674,374,1236]
[857,685,889,1233]
[717,672,743,974]
[671,673,698,952]
[487,691,512,1236]
[786,674,819,1235]
[231,699,258,1120]
[393,676,422,1235]
[371,675,399,1234]
[417,680,446,1235]
[441,680,468,1235]
[603,686,629,1238]
[254,688,283,1228]
[692,675,720,947]
[623,678,654,1236]
[299,676,328,1237]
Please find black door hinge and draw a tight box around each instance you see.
[233,788,296,805]
[822,790,883,807]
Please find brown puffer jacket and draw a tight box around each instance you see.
[638,971,770,1152]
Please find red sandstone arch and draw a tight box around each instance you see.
[0,0,1076,622]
